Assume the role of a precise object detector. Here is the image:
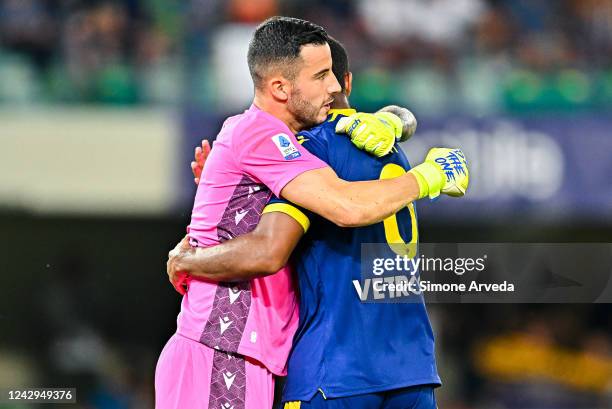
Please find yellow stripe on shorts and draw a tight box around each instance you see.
[284,402,301,409]
[262,203,310,233]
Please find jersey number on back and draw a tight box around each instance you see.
[379,163,418,257]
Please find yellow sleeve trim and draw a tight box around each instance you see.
[262,203,310,233]
[284,402,301,409]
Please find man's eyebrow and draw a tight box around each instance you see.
[313,68,330,77]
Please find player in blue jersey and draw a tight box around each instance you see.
[168,38,468,408]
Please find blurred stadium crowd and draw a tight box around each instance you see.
[0,0,180,105]
[438,304,611,409]
[1,0,612,112]
[0,1,610,409]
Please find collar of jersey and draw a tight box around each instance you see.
[328,108,356,122]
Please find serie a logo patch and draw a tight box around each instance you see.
[271,133,301,160]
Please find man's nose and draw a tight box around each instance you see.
[327,74,341,94]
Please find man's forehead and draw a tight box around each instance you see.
[299,43,332,71]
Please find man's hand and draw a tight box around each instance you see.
[335,112,400,157]
[409,148,469,200]
[377,105,418,142]
[167,236,193,295]
[191,140,211,185]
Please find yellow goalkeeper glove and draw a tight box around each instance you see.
[335,112,403,157]
[409,148,469,200]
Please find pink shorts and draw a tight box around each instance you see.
[155,333,274,409]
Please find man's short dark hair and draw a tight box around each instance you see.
[328,37,349,93]
[247,16,329,89]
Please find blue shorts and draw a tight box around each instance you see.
[283,385,437,409]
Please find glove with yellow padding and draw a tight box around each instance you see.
[408,148,469,200]
[335,112,403,157]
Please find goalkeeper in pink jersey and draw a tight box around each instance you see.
[155,17,462,409]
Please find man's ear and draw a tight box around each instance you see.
[344,72,353,97]
[269,76,290,102]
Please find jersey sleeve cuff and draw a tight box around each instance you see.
[262,203,310,233]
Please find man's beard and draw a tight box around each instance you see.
[287,88,323,130]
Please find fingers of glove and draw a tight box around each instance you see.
[337,113,395,156]
[364,133,394,157]
[424,148,469,197]
[349,125,372,149]
[349,131,366,149]
[441,173,469,197]
[374,112,403,139]
[368,127,396,156]
[372,141,394,158]
[376,141,395,157]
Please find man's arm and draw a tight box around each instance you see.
[281,145,469,228]
[280,166,421,228]
[167,212,305,284]
[190,106,466,229]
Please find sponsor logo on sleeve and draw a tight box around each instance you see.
[271,133,301,160]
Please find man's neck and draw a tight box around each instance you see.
[253,94,302,134]
[330,93,350,110]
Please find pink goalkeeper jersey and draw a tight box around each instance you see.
[178,104,327,375]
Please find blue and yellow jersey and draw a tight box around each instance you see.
[263,109,441,402]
